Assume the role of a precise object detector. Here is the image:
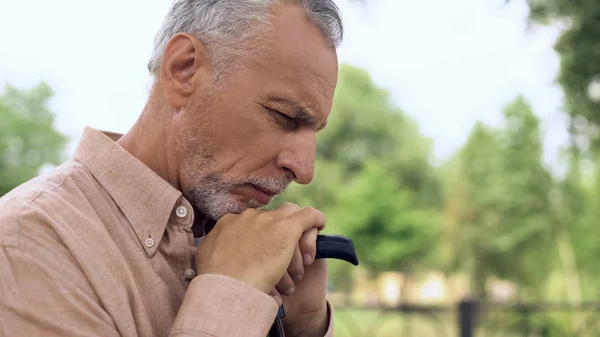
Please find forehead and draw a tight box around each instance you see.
[256,5,339,115]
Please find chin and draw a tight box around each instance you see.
[204,196,264,220]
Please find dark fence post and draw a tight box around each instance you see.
[458,298,478,337]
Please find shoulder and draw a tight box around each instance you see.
[0,160,99,248]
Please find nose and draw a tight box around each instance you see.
[277,131,316,185]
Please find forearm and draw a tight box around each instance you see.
[170,274,279,337]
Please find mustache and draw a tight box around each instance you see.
[239,175,292,195]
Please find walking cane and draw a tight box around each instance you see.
[268,234,360,337]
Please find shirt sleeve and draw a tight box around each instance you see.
[170,275,336,337]
[1,242,280,337]
[0,241,121,337]
[169,274,279,337]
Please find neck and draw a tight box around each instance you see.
[117,98,181,191]
[117,86,213,235]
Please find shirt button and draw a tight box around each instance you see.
[145,238,155,248]
[176,206,188,218]
[184,269,196,279]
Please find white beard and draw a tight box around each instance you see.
[188,173,290,220]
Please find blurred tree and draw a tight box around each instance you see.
[515,0,600,151]
[0,82,68,196]
[494,96,555,298]
[574,163,600,299]
[329,161,438,274]
[516,0,600,305]
[551,132,600,303]
[442,96,555,299]
[442,121,504,299]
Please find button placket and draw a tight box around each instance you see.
[171,198,196,285]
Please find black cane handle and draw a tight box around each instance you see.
[315,234,360,266]
[269,234,359,337]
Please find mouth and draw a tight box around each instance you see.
[249,184,280,205]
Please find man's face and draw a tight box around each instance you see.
[172,6,339,220]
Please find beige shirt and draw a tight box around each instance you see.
[0,127,333,337]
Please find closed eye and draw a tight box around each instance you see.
[264,106,298,129]
[268,107,292,120]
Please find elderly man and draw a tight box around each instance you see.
[0,1,343,337]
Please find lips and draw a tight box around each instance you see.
[250,184,279,204]
[252,184,278,196]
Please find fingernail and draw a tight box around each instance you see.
[293,273,303,282]
[303,254,313,265]
[283,287,295,296]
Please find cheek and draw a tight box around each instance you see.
[218,136,281,176]
[176,134,211,182]
[216,128,284,177]
[197,95,283,174]
[211,105,276,154]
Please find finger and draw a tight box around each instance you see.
[287,244,304,282]
[281,207,326,237]
[275,272,295,296]
[269,288,283,308]
[299,227,318,266]
[269,202,301,218]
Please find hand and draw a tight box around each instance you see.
[280,259,329,337]
[195,203,326,295]
[273,224,319,297]
[269,204,330,337]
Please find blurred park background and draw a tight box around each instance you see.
[2,0,600,336]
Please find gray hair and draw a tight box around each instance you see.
[147,0,343,79]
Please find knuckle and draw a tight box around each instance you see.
[316,209,326,223]
[282,202,300,210]
[277,280,293,292]
[299,243,315,256]
[288,265,303,276]
[304,206,322,217]
[241,208,259,216]
[260,209,277,221]
[314,207,325,218]
[299,236,314,248]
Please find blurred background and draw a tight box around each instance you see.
[2,0,599,336]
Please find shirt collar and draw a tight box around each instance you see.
[73,126,188,256]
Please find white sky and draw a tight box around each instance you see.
[0,0,568,173]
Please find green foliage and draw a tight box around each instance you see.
[318,65,441,208]
[514,0,600,303]
[328,160,438,273]
[0,82,68,196]
[442,96,556,298]
[516,0,600,151]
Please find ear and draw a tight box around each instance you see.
[159,33,209,109]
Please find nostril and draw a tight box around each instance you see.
[284,168,296,181]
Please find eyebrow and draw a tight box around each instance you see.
[267,96,327,131]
